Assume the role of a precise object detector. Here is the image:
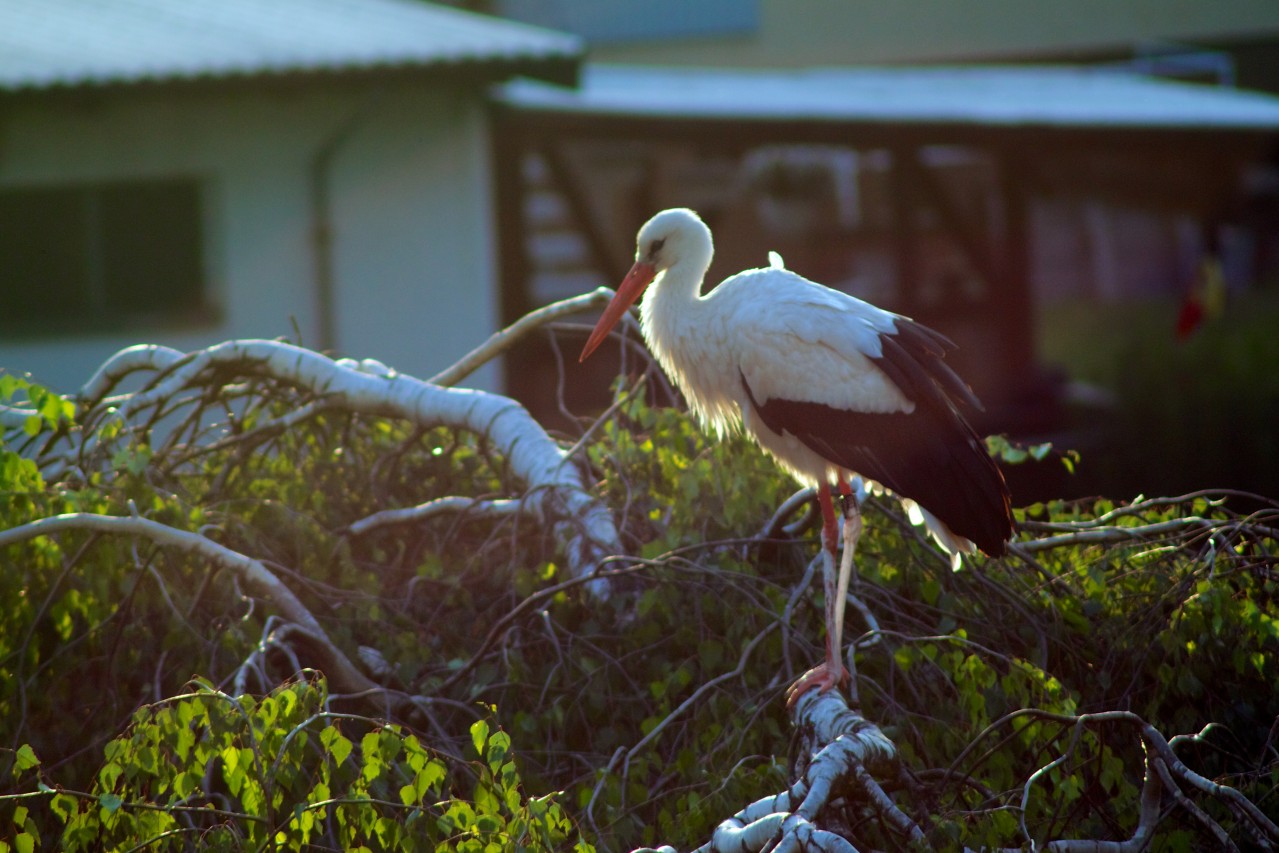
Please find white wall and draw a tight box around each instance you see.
[329,86,498,388]
[0,78,498,395]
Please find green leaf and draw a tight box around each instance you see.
[442,800,476,832]
[49,793,78,823]
[221,743,241,775]
[12,744,39,774]
[98,792,123,813]
[172,770,198,800]
[419,758,447,797]
[474,814,503,834]
[486,731,510,772]
[470,719,489,758]
[321,725,353,767]
[0,373,23,400]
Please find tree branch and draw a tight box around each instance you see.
[0,513,380,701]
[428,288,615,388]
[345,496,527,537]
[65,338,622,594]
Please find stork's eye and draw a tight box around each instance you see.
[649,238,666,255]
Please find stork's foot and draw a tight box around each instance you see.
[786,661,850,709]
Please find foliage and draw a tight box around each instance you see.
[0,352,1277,851]
[1038,290,1279,500]
[4,676,587,852]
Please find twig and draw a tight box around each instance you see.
[345,496,526,537]
[0,513,381,702]
[429,289,615,388]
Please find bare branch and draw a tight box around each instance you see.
[0,512,380,701]
[346,496,527,537]
[67,338,622,593]
[77,343,188,406]
[0,404,36,430]
[429,288,615,388]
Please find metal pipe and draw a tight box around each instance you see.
[308,88,383,353]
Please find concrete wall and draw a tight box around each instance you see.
[329,85,498,388]
[0,79,498,395]
[592,0,1279,67]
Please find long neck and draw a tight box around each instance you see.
[636,230,740,435]
[638,236,713,392]
[638,231,714,336]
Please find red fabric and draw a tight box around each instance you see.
[1176,295,1204,341]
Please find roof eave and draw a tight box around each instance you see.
[0,51,580,101]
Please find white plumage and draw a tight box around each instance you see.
[581,207,1012,701]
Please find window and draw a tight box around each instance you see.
[0,178,208,332]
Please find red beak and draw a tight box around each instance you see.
[579,261,657,362]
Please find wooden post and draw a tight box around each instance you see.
[889,146,919,313]
[489,106,533,393]
[996,150,1035,387]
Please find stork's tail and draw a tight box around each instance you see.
[900,498,976,571]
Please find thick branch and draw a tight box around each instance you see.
[639,689,902,853]
[77,343,187,406]
[0,404,35,430]
[78,338,622,593]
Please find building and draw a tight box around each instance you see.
[493,65,1279,433]
[0,0,579,394]
[494,0,1279,89]
[471,1,1279,500]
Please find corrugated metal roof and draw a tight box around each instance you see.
[0,0,581,92]
[501,64,1279,131]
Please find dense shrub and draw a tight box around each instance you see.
[1,357,1276,850]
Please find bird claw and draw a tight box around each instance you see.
[785,661,850,709]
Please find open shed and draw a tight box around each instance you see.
[492,64,1279,433]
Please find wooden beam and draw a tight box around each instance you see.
[489,109,534,395]
[539,142,629,283]
[490,110,531,326]
[901,150,1002,298]
[497,107,1278,163]
[888,147,920,312]
[995,151,1035,380]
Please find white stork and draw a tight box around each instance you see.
[579,207,1012,702]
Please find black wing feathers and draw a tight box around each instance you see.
[881,321,984,412]
[741,315,1012,556]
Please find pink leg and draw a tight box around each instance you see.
[786,481,851,708]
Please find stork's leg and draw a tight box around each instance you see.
[833,477,862,667]
[835,478,863,698]
[835,479,863,598]
[786,481,854,707]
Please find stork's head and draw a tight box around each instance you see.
[633,207,711,272]
[579,208,712,362]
